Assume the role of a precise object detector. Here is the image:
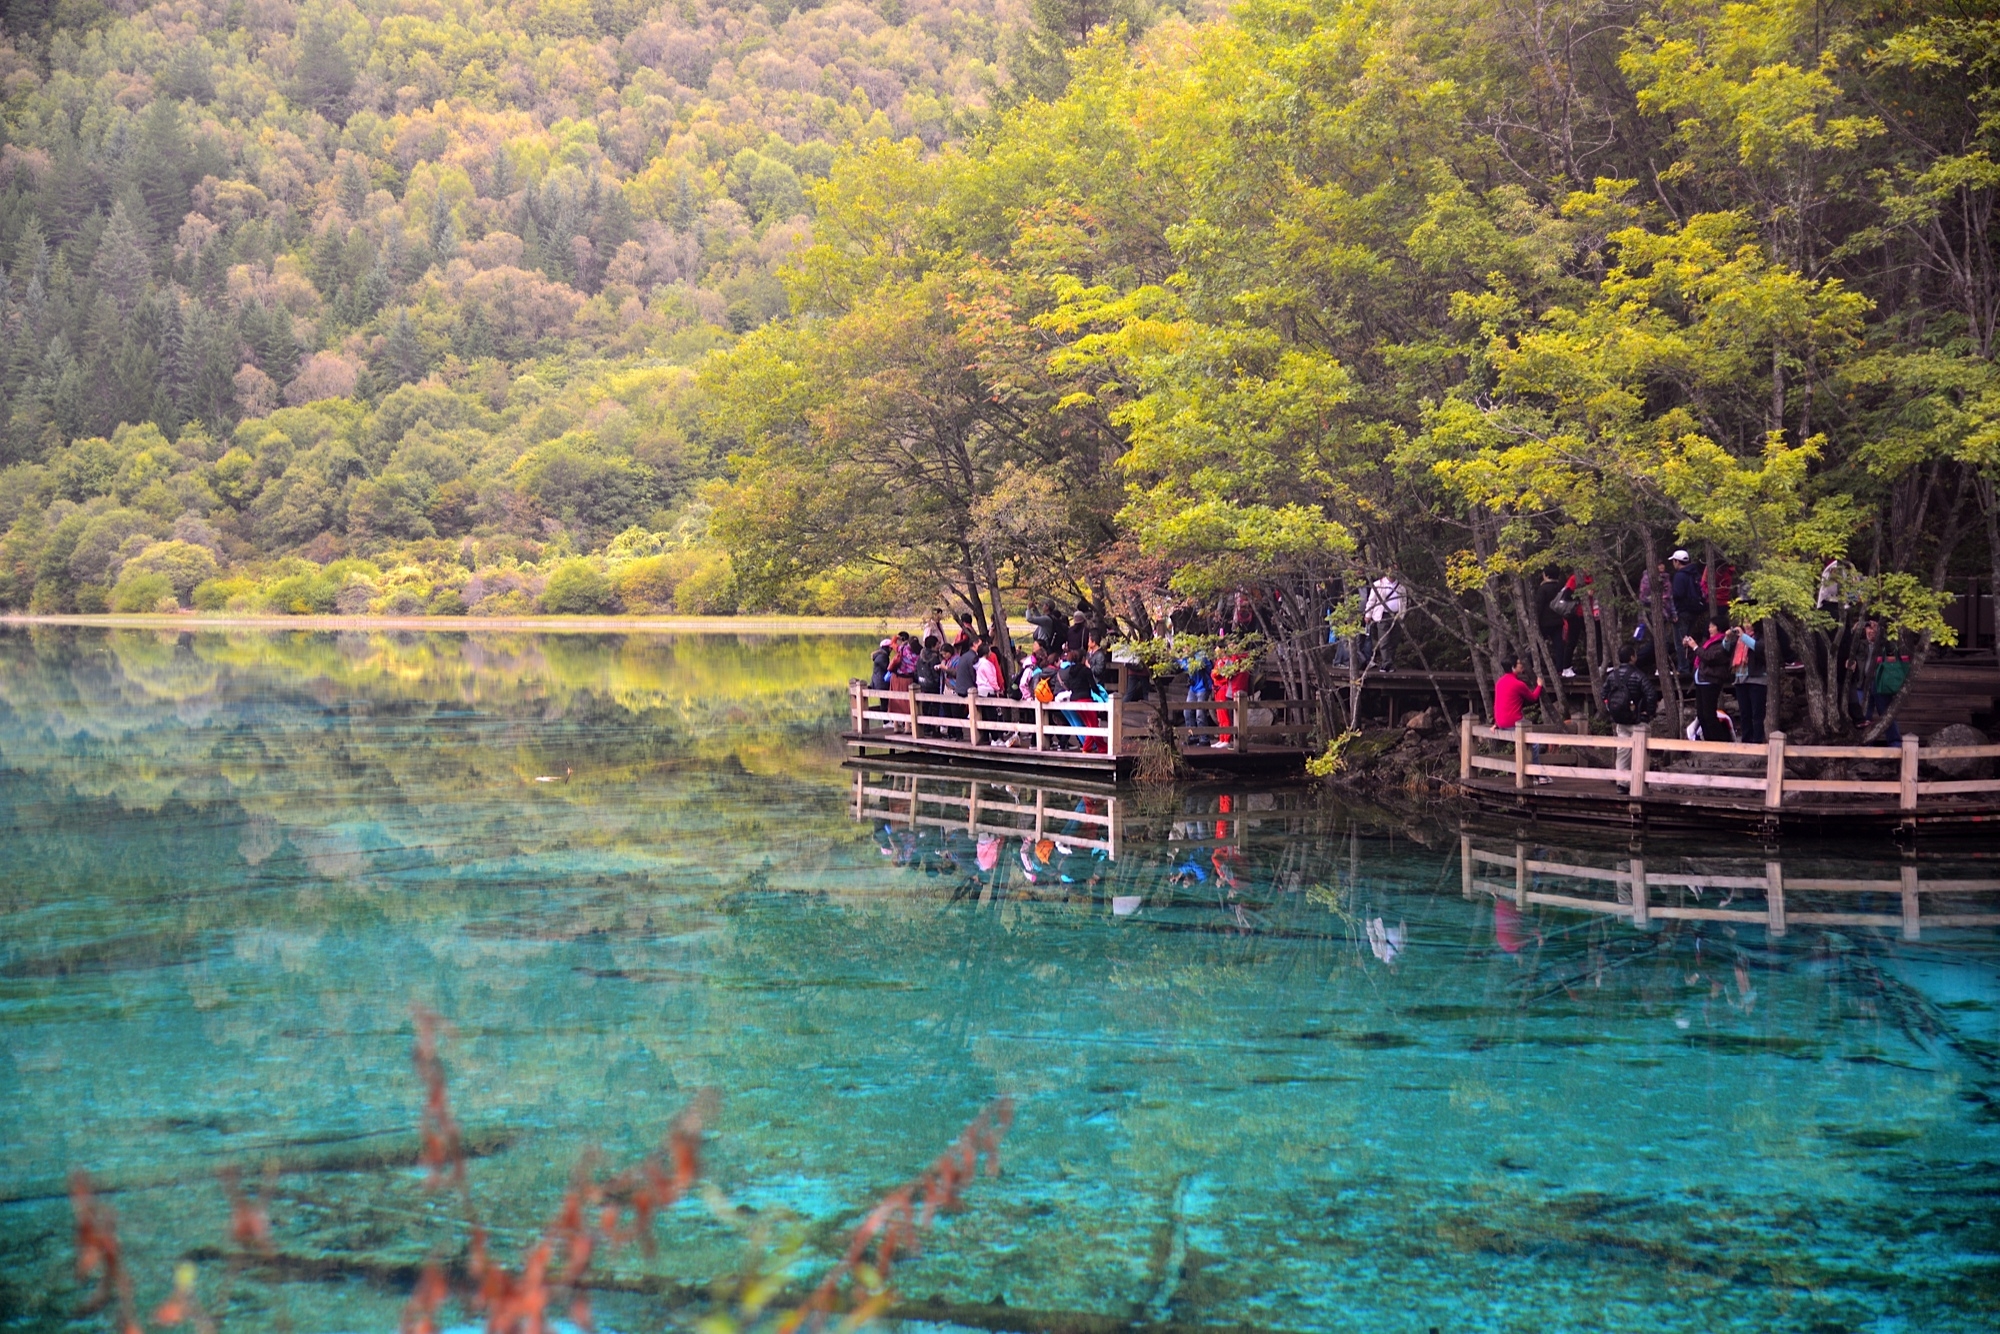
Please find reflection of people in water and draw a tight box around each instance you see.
[1169,851,1209,887]
[1367,917,1406,965]
[1492,898,1543,955]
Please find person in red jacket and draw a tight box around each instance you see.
[1494,653,1550,783]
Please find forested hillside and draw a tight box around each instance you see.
[0,0,1153,615]
[0,0,1993,736]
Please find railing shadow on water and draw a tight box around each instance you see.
[851,764,2000,947]
[1459,833,2000,942]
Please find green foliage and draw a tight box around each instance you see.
[108,570,174,613]
[1305,729,1362,780]
[541,559,617,614]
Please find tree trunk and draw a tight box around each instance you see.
[1640,527,1683,732]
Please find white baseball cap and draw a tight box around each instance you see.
[1670,549,1690,561]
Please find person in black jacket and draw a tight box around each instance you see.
[1670,550,1702,672]
[1026,601,1064,657]
[1602,643,1659,786]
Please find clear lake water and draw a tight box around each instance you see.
[2,626,1997,1332]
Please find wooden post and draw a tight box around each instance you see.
[1630,857,1649,928]
[1630,729,1648,799]
[968,697,981,746]
[1460,834,1474,899]
[1459,714,1473,781]
[1765,860,1786,937]
[1109,694,1123,759]
[1514,724,1528,790]
[1764,731,1786,809]
[1514,841,1528,906]
[907,687,920,736]
[1899,736,1919,812]
[850,680,863,735]
[1901,864,1920,941]
[1034,697,1047,752]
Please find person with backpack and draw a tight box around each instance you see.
[1865,626,1909,745]
[1682,615,1733,742]
[1026,601,1064,658]
[913,636,944,736]
[1602,643,1659,786]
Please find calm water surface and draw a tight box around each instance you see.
[2,627,1998,1332]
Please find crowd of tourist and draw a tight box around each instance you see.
[864,604,1125,751]
[1502,548,1916,762]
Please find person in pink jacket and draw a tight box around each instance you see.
[1494,653,1550,783]
[1494,653,1544,728]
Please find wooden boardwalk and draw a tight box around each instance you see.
[1458,718,2000,836]
[844,681,1312,777]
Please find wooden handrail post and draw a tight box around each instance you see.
[1630,728,1648,799]
[1765,731,1786,809]
[1514,724,1528,790]
[1035,697,1047,752]
[1460,834,1474,898]
[850,679,863,734]
[907,686,920,736]
[1109,693,1123,759]
[1765,860,1786,936]
[1459,714,1473,781]
[1899,736,1919,811]
[1901,864,1920,940]
[968,696,981,747]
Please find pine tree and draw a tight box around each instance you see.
[427,191,458,263]
[90,202,153,313]
[292,20,356,122]
[133,98,193,243]
[338,158,369,218]
[383,309,427,386]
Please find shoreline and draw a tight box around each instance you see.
[0,613,936,635]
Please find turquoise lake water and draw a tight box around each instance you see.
[3,627,1998,1332]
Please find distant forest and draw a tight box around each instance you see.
[0,0,1155,616]
[0,0,1992,723]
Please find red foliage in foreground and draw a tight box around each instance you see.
[779,1096,1015,1334]
[73,1001,1010,1334]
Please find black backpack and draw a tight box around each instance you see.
[1603,668,1642,725]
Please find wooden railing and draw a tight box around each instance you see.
[850,681,1124,756]
[1457,716,2000,812]
[1461,838,2000,939]
[849,681,1316,757]
[854,770,1121,858]
[1149,695,1315,752]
